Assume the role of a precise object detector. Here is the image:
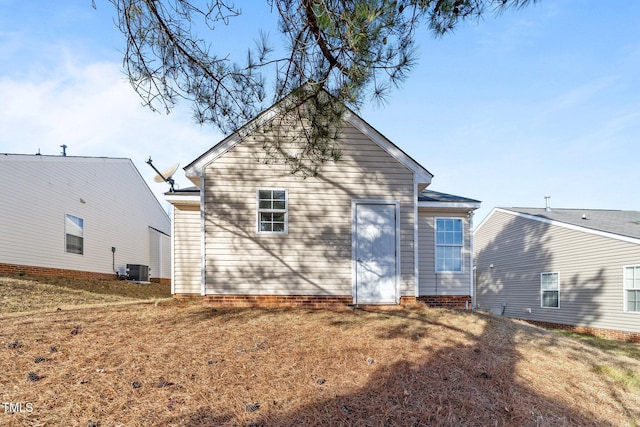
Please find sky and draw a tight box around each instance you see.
[1,1,639,225]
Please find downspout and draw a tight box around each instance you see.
[170,204,176,295]
[469,211,475,309]
[413,178,420,302]
[200,175,206,296]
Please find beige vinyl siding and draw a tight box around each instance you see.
[474,210,640,333]
[202,121,416,297]
[172,204,202,294]
[418,209,472,296]
[0,156,171,277]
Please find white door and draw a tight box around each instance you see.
[354,203,398,304]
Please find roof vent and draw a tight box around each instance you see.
[582,213,587,220]
[544,196,551,212]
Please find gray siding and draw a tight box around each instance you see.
[172,204,202,294]
[202,121,416,297]
[418,209,473,296]
[0,156,171,278]
[474,209,640,333]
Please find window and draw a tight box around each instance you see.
[65,214,84,254]
[624,265,640,313]
[435,218,463,272]
[541,272,559,308]
[257,189,287,233]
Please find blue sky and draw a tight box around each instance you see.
[1,1,638,224]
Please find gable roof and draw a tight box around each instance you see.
[418,189,481,210]
[183,93,433,186]
[478,207,640,244]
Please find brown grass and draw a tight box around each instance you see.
[0,276,171,313]
[0,277,639,426]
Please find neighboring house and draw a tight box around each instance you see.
[474,207,640,342]
[166,97,480,307]
[0,153,171,283]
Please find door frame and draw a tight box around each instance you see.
[351,199,401,305]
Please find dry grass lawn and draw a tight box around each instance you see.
[1,276,639,426]
[0,276,171,314]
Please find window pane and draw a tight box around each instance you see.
[65,214,83,237]
[541,273,558,290]
[259,190,271,200]
[273,190,286,200]
[624,266,640,289]
[543,290,558,308]
[450,254,462,271]
[66,234,83,254]
[259,213,272,232]
[260,223,272,232]
[627,290,639,312]
[273,201,286,210]
[436,245,462,272]
[436,219,463,246]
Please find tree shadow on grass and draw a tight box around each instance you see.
[162,307,625,427]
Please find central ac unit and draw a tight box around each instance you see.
[126,264,149,282]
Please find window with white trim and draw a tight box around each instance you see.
[624,265,640,313]
[257,189,287,233]
[541,272,559,308]
[435,218,463,272]
[65,214,84,255]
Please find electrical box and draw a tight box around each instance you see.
[126,264,149,282]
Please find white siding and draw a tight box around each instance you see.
[0,155,171,278]
[149,228,171,280]
[418,209,473,296]
[474,210,640,333]
[172,204,202,294]
[201,121,416,297]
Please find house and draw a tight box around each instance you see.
[474,207,640,342]
[0,153,171,283]
[166,96,480,307]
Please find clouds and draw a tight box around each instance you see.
[0,47,219,208]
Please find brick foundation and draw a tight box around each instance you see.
[203,295,353,308]
[0,262,117,281]
[417,295,472,309]
[199,294,473,309]
[526,320,640,343]
[0,262,170,285]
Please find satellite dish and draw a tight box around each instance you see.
[153,163,179,183]
[146,157,178,192]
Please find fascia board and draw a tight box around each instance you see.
[418,201,481,210]
[345,111,433,185]
[184,134,241,178]
[184,108,279,178]
[164,194,201,205]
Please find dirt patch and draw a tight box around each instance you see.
[1,302,639,426]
